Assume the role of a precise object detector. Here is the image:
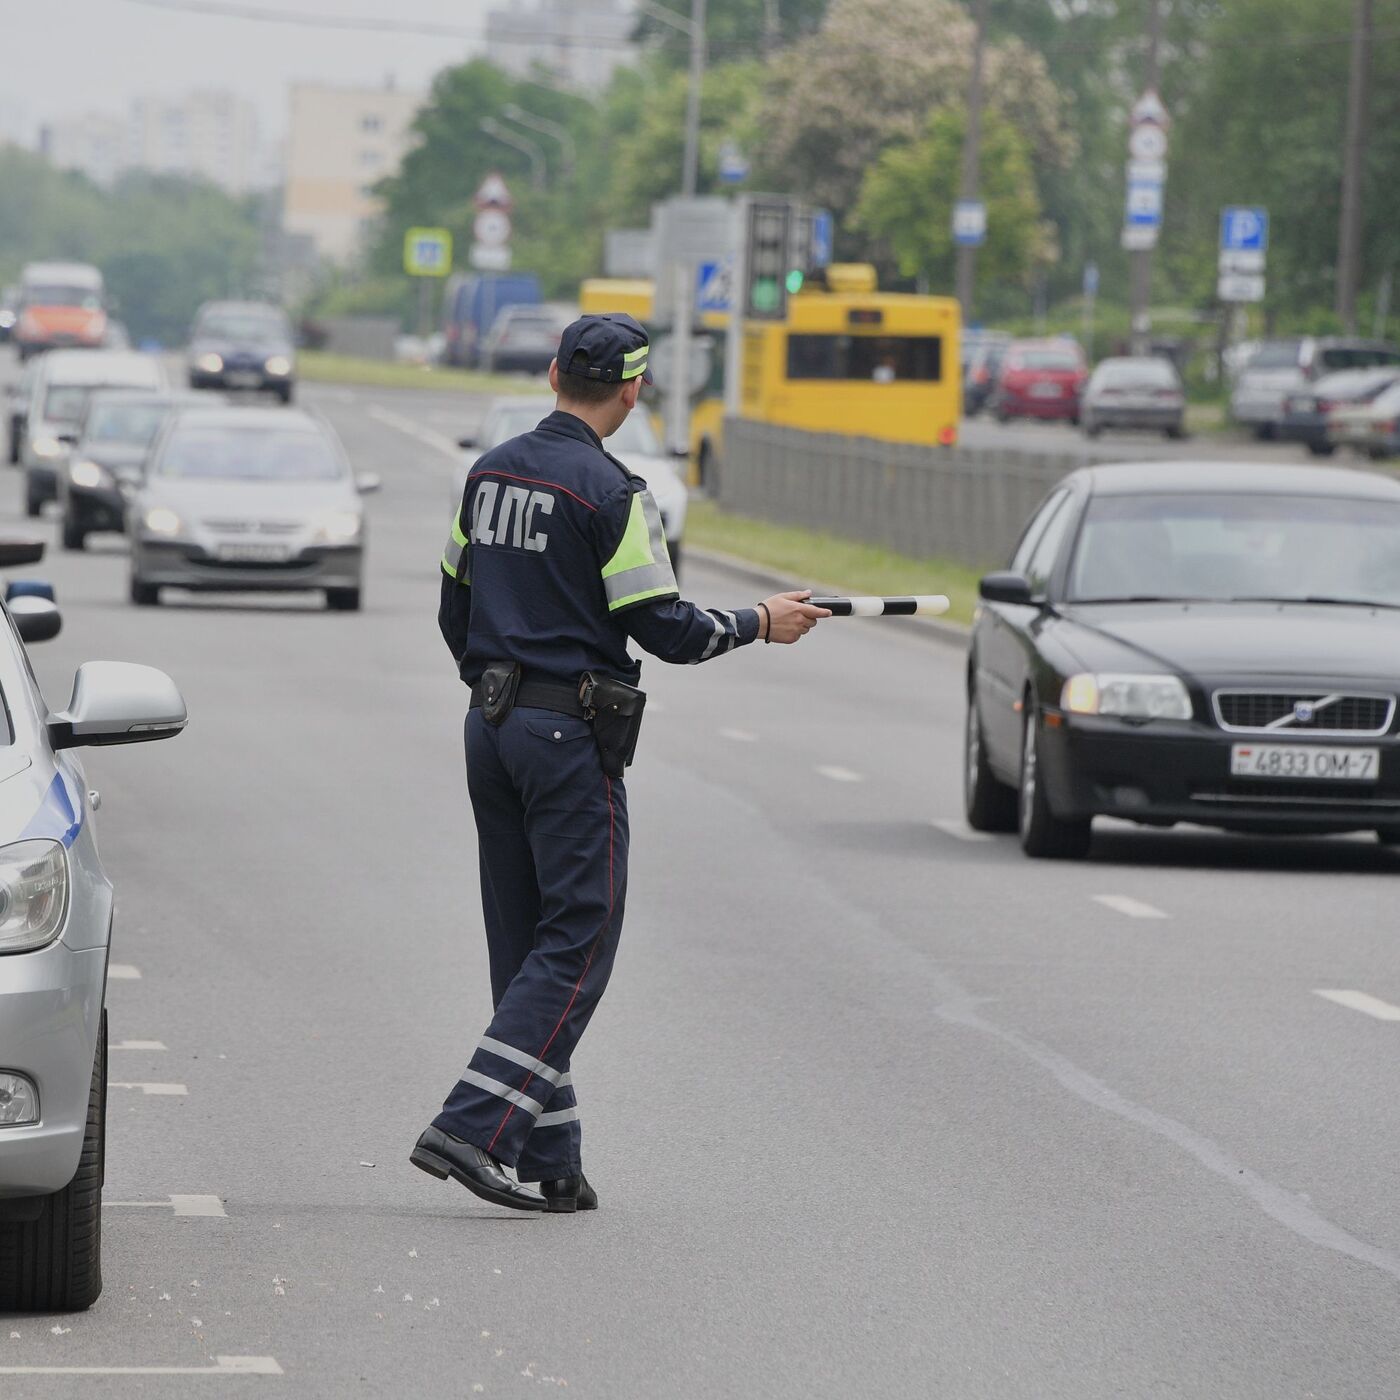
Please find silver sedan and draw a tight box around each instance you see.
[129,406,379,610]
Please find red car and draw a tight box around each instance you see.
[991,340,1087,423]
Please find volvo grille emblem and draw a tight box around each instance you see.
[1293,701,1316,724]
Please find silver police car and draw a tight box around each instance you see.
[0,548,187,1310]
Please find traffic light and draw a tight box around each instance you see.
[743,198,792,322]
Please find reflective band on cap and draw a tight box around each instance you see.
[458,1068,545,1118]
[478,1035,564,1088]
[601,489,677,612]
[621,345,649,381]
[536,1107,580,1128]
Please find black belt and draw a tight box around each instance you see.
[469,676,586,718]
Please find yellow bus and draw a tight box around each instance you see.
[739,270,961,447]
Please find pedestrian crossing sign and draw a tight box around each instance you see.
[404,228,453,278]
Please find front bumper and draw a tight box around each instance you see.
[0,942,106,1198]
[132,537,364,593]
[189,368,292,394]
[1000,393,1078,420]
[1038,714,1400,833]
[1278,412,1328,446]
[1087,405,1183,430]
[68,483,128,533]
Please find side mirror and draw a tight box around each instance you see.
[57,432,77,445]
[49,661,188,750]
[457,435,477,450]
[355,472,382,495]
[10,596,61,644]
[0,540,47,568]
[979,571,1034,606]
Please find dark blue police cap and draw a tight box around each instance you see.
[558,313,651,385]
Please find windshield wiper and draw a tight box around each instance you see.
[1228,595,1400,610]
[1072,595,1208,604]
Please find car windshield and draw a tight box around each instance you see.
[156,427,343,481]
[1012,348,1081,371]
[486,409,662,456]
[1248,341,1302,370]
[85,401,171,446]
[1069,493,1400,607]
[1318,346,1400,372]
[25,286,101,310]
[197,312,288,344]
[43,386,94,424]
[1093,359,1177,388]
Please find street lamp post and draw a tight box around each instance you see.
[478,118,547,191]
[502,104,577,180]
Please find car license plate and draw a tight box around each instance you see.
[216,543,290,563]
[227,371,261,388]
[1230,744,1379,781]
[1030,382,1061,398]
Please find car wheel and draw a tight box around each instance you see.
[1307,441,1335,457]
[0,1012,105,1312]
[24,482,44,518]
[129,577,159,606]
[1084,419,1102,439]
[964,689,1017,832]
[1018,704,1091,859]
[1376,826,1400,846]
[1165,425,1186,440]
[994,405,1011,424]
[277,383,294,405]
[326,587,361,612]
[61,517,86,551]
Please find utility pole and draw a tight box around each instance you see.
[1128,0,1162,354]
[1336,0,1373,333]
[954,0,989,323]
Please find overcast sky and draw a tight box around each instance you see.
[6,0,499,141]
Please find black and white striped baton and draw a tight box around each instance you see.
[806,595,951,618]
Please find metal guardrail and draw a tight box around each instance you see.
[716,419,1084,569]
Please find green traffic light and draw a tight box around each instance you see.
[786,269,804,294]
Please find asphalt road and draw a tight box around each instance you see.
[3,356,1400,1398]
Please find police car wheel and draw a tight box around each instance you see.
[326,587,361,612]
[964,690,1017,833]
[1018,705,1091,860]
[129,577,159,607]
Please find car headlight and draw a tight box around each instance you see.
[315,510,362,544]
[264,355,292,376]
[1062,672,1192,720]
[0,840,69,954]
[195,352,223,373]
[0,1072,39,1125]
[31,436,63,459]
[69,459,111,490]
[143,506,183,536]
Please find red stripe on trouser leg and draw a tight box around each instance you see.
[488,776,615,1156]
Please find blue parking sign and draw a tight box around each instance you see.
[1220,207,1268,253]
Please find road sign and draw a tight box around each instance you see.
[470,244,511,272]
[1218,270,1265,303]
[717,142,750,186]
[473,208,511,248]
[1127,159,1166,185]
[1128,123,1168,162]
[1121,224,1158,252]
[1083,262,1099,297]
[695,259,731,315]
[1220,206,1269,254]
[810,209,834,269]
[952,199,987,247]
[1125,178,1163,226]
[1219,248,1265,275]
[474,172,513,211]
[403,227,452,278]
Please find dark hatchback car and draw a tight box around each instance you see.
[187,301,296,403]
[1278,367,1400,456]
[966,462,1400,858]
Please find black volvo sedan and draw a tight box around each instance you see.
[966,461,1400,858]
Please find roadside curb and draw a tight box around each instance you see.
[686,545,971,652]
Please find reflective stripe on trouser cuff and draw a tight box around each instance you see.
[478,1035,563,1088]
[457,1067,545,1118]
[536,1107,579,1128]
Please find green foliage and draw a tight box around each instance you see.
[0,148,261,346]
[855,110,1048,300]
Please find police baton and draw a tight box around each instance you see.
[804,595,951,618]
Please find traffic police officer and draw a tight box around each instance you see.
[412,313,827,1212]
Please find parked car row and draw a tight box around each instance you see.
[1230,336,1400,439]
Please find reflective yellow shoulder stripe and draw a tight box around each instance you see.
[600,490,676,611]
[441,506,469,582]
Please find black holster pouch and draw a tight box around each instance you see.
[479,661,521,726]
[579,672,646,778]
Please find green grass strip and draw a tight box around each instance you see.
[299,351,549,396]
[685,499,981,626]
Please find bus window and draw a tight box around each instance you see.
[785,334,943,383]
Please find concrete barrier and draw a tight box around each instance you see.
[317,316,400,361]
[716,419,1087,569]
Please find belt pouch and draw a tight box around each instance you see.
[480,661,521,726]
[579,672,646,778]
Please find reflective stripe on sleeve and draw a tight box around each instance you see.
[601,489,678,612]
[458,1068,545,1118]
[478,1035,564,1088]
[536,1106,580,1128]
[441,507,469,582]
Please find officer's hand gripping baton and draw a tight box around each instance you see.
[804,595,951,618]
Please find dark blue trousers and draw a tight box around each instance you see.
[435,706,629,1181]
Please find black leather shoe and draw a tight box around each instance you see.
[410,1127,546,1212]
[540,1174,598,1213]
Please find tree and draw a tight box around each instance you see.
[854,109,1050,306]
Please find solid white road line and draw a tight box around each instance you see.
[108,964,142,979]
[111,1082,188,1096]
[815,765,863,783]
[719,726,758,742]
[367,404,459,459]
[0,1356,281,1377]
[112,1040,167,1051]
[1313,989,1400,1021]
[1092,894,1168,920]
[106,1194,227,1218]
[932,819,994,843]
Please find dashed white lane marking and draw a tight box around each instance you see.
[933,819,994,842]
[719,726,758,742]
[108,964,142,980]
[815,765,862,783]
[111,1082,188,1096]
[112,1040,167,1051]
[1092,894,1168,920]
[107,1194,227,1218]
[1313,989,1400,1021]
[367,404,459,459]
[0,1356,280,1377]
